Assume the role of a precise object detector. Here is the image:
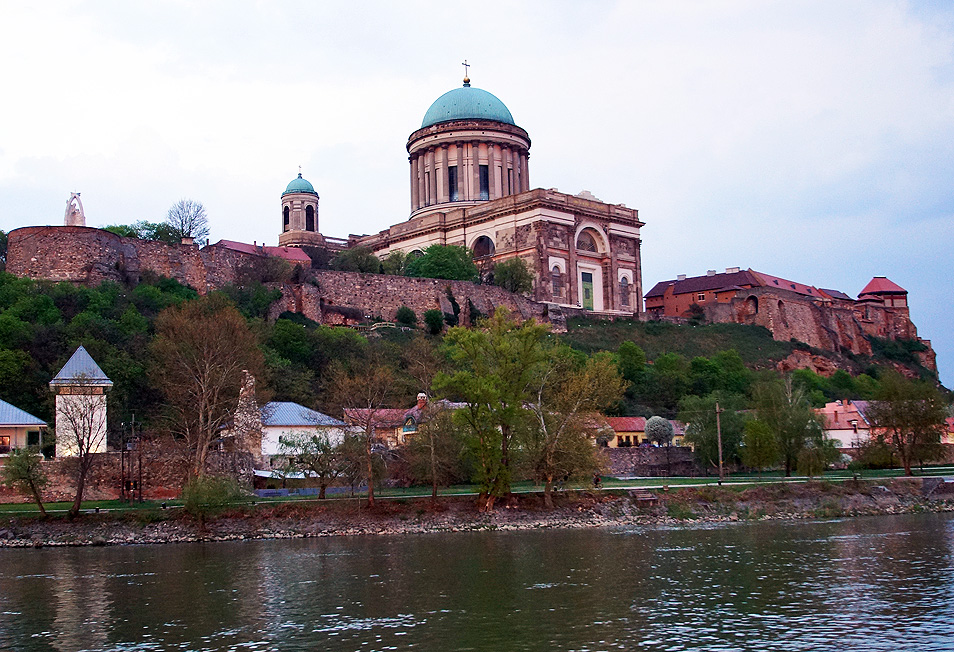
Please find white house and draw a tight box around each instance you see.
[0,399,47,454]
[261,401,347,457]
[49,346,112,457]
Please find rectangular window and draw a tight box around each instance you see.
[27,430,40,447]
[698,293,705,302]
[508,169,514,195]
[479,165,489,200]
[448,166,458,201]
[425,171,431,205]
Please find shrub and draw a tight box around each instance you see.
[182,475,249,522]
[492,258,533,294]
[395,306,417,327]
[424,309,444,335]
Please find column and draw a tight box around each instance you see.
[503,147,513,195]
[439,145,449,203]
[520,151,530,192]
[410,155,419,211]
[456,142,464,201]
[471,141,481,201]
[488,143,498,200]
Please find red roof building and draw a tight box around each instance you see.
[858,276,908,309]
[213,239,312,265]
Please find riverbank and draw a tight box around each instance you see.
[1,478,951,548]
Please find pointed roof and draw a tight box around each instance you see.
[0,398,46,427]
[50,346,113,387]
[859,276,906,296]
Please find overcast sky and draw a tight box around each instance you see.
[1,1,951,384]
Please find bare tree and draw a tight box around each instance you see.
[151,294,264,478]
[166,198,209,246]
[55,377,109,518]
[329,354,400,508]
[279,433,343,499]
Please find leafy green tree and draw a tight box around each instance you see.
[753,378,825,476]
[435,308,549,511]
[524,349,626,507]
[740,420,779,478]
[331,246,381,273]
[381,251,408,276]
[103,221,180,244]
[1,447,49,516]
[423,309,444,335]
[644,353,691,416]
[493,257,534,294]
[0,229,8,271]
[405,406,466,502]
[279,433,343,499]
[678,392,747,473]
[182,475,248,525]
[406,245,478,281]
[796,437,840,477]
[395,306,417,327]
[865,371,948,476]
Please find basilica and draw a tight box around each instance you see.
[278,72,644,314]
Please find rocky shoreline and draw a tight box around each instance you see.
[0,478,951,548]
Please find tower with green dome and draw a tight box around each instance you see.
[278,171,323,247]
[406,72,531,216]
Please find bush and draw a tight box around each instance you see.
[395,306,417,327]
[424,309,444,335]
[182,475,249,521]
[492,258,533,294]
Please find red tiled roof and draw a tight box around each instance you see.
[212,239,311,264]
[859,276,906,296]
[343,408,407,429]
[750,271,820,298]
[606,416,646,432]
[644,270,762,298]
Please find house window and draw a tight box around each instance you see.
[283,206,290,232]
[698,293,705,302]
[620,277,630,306]
[448,166,458,201]
[27,431,40,447]
[305,205,315,232]
[551,266,563,296]
[479,165,489,200]
[0,435,9,453]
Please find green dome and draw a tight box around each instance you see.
[421,83,515,128]
[282,173,318,196]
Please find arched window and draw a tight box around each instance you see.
[619,277,630,307]
[576,230,599,252]
[305,205,315,232]
[407,249,424,260]
[551,266,563,296]
[473,235,495,259]
[283,206,290,232]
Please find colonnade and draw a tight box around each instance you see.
[410,141,530,212]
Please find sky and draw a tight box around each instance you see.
[0,1,952,384]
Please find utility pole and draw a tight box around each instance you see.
[715,401,724,485]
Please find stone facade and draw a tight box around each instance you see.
[602,446,700,477]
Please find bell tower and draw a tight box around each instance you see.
[278,171,323,247]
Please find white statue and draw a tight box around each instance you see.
[64,192,85,226]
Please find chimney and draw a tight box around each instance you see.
[181,236,194,246]
[725,267,740,274]
[706,270,716,276]
[676,274,687,282]
[416,392,428,410]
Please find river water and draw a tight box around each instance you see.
[0,513,952,651]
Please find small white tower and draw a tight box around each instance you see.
[278,171,323,247]
[49,346,112,457]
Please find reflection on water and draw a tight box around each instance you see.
[0,513,952,651]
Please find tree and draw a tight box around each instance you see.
[151,294,264,478]
[796,438,839,478]
[423,309,444,335]
[331,246,381,273]
[406,244,478,281]
[328,350,401,507]
[395,306,417,327]
[103,221,179,244]
[0,229,8,271]
[646,415,674,447]
[54,375,109,519]
[434,308,549,511]
[381,251,408,276]
[740,420,779,479]
[752,378,825,476]
[678,392,746,473]
[166,199,209,246]
[865,371,948,476]
[524,349,626,507]
[405,405,465,502]
[1,447,48,516]
[493,258,534,294]
[279,433,342,499]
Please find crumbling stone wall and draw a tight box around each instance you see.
[0,449,254,503]
[603,446,699,477]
